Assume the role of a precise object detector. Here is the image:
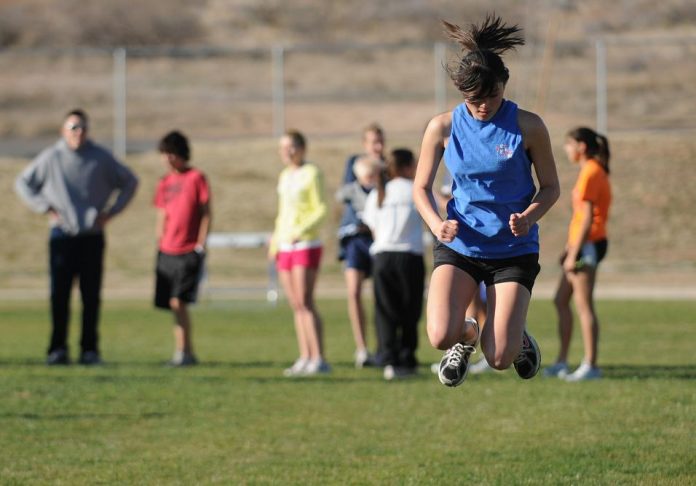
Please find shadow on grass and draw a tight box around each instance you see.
[0,411,167,421]
[0,358,278,369]
[4,358,690,380]
[601,364,696,380]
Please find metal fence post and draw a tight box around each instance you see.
[112,47,127,160]
[434,42,447,114]
[595,38,608,134]
[272,45,285,137]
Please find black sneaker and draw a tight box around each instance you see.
[79,351,103,366]
[46,349,70,366]
[514,330,541,379]
[437,318,479,387]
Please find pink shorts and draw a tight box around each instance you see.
[276,246,323,271]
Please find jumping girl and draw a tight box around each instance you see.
[413,14,560,387]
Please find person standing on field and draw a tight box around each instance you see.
[413,15,560,387]
[544,127,611,381]
[270,130,330,377]
[362,149,425,381]
[15,108,138,365]
[337,123,386,368]
[153,131,211,367]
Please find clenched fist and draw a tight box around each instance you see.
[435,219,459,242]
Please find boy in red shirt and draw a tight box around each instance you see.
[154,131,211,366]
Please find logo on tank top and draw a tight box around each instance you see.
[495,144,514,160]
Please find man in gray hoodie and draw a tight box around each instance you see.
[15,109,138,365]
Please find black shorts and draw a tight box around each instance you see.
[575,239,608,269]
[155,251,205,309]
[432,241,540,293]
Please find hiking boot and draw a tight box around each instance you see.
[46,348,70,366]
[513,329,541,379]
[437,318,479,387]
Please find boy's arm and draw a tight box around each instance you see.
[196,202,211,253]
[155,208,166,244]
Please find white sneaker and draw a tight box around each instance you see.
[469,357,492,375]
[283,358,309,377]
[303,359,331,376]
[543,362,569,378]
[384,365,417,381]
[168,350,198,367]
[564,362,601,382]
[354,348,374,368]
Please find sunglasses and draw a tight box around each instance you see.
[66,123,87,131]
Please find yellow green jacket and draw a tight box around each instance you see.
[270,162,327,255]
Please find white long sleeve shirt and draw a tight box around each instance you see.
[362,177,423,255]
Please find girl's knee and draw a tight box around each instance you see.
[427,322,452,350]
[482,346,517,370]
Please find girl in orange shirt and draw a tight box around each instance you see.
[545,127,611,381]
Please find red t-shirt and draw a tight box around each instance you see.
[154,168,210,255]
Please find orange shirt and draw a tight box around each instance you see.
[567,159,611,245]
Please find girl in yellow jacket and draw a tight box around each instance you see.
[269,129,329,376]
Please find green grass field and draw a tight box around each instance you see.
[1,298,694,485]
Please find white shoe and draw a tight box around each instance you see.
[384,365,417,381]
[543,362,569,378]
[469,357,492,375]
[564,362,601,382]
[303,359,331,376]
[354,349,374,368]
[283,358,309,377]
[169,350,198,367]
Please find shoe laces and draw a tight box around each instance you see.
[514,334,531,364]
[445,342,476,368]
[513,349,527,365]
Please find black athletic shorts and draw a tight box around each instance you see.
[574,239,608,269]
[155,251,205,309]
[432,241,540,293]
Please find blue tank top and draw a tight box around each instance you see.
[443,100,538,258]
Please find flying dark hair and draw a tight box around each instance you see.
[567,127,611,174]
[158,130,191,161]
[377,148,416,207]
[443,14,524,100]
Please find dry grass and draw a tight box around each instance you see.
[3,128,696,295]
